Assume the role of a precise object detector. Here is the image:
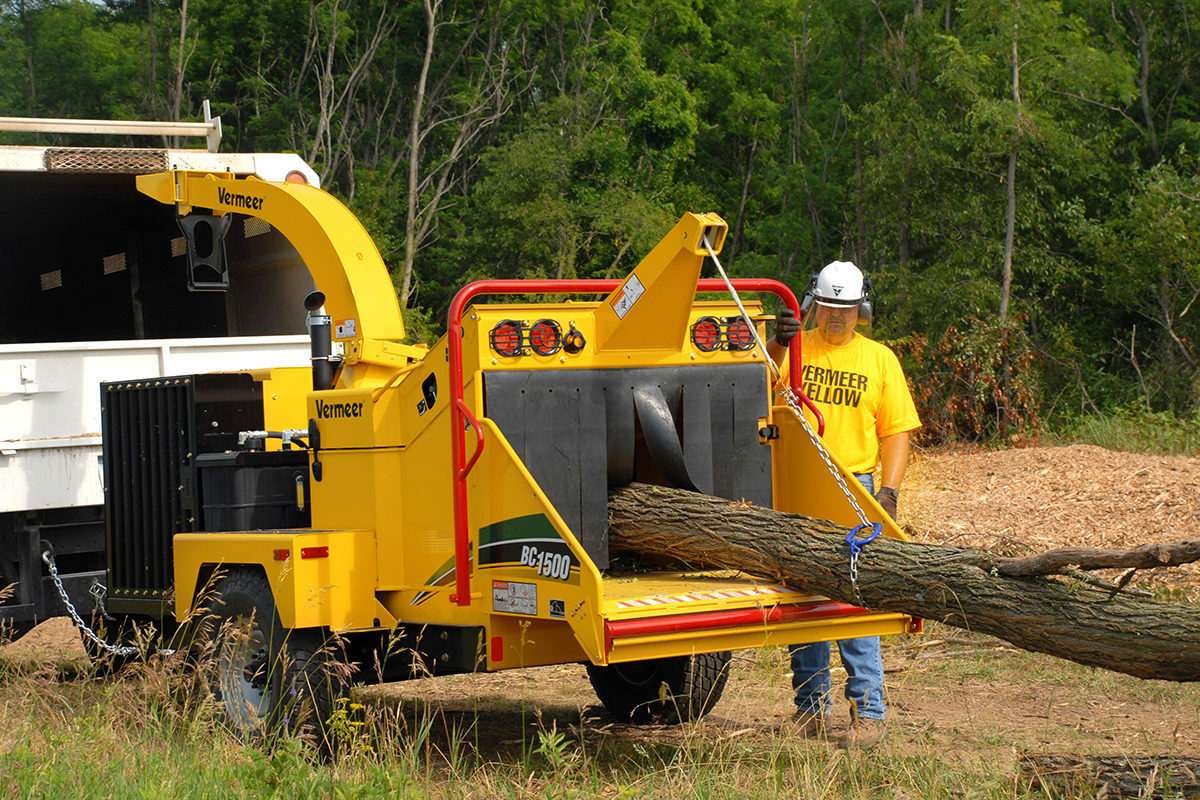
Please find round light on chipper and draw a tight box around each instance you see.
[691,316,723,352]
[563,324,586,354]
[490,320,524,357]
[725,317,755,351]
[529,319,562,355]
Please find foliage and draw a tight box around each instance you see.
[2,0,1200,431]
[896,317,1042,446]
[326,696,373,757]
[1070,151,1200,414]
[1054,404,1200,455]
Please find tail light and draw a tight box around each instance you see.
[725,317,755,351]
[691,316,723,352]
[489,319,568,358]
[529,319,562,355]
[490,320,524,357]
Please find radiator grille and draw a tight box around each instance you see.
[101,378,197,599]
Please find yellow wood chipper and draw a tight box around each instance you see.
[92,168,916,738]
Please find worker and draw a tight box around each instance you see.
[768,260,921,750]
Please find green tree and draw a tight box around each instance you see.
[933,0,1134,322]
[1078,154,1200,411]
[0,1,143,124]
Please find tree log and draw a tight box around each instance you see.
[607,484,1200,681]
[1019,753,1200,798]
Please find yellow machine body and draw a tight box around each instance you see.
[151,171,915,674]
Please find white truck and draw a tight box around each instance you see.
[0,104,319,633]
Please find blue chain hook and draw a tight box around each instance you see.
[845,522,882,558]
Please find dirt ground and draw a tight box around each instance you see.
[6,444,1200,769]
[903,443,1200,596]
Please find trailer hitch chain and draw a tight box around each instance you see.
[41,546,144,658]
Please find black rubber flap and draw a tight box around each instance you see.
[632,384,698,492]
[484,364,772,569]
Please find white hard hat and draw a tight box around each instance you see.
[813,260,865,307]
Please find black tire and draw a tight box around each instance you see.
[203,568,344,747]
[586,651,732,723]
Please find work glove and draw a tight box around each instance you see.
[875,486,899,518]
[774,307,801,346]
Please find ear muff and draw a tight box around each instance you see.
[858,275,875,326]
[799,274,819,317]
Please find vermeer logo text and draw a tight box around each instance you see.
[217,187,264,211]
[316,399,364,420]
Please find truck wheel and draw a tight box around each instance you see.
[586,651,732,723]
[205,568,344,746]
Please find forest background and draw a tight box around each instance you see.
[2,0,1198,446]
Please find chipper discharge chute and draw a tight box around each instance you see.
[105,169,915,740]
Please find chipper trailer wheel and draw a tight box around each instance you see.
[202,568,345,748]
[586,651,732,723]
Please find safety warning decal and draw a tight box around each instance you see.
[614,585,795,609]
[335,318,357,338]
[609,274,645,319]
[493,580,537,616]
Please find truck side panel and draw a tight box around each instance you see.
[0,336,307,513]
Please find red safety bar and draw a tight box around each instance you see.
[446,278,821,606]
[603,601,866,656]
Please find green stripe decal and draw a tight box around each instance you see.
[478,513,560,547]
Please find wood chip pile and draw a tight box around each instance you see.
[902,443,1200,596]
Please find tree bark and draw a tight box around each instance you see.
[607,484,1200,682]
[1019,753,1200,798]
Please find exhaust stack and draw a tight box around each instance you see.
[305,291,334,391]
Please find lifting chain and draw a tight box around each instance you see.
[41,546,142,658]
[701,236,876,609]
[844,522,881,610]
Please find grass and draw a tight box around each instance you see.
[3,628,1195,800]
[1051,406,1200,455]
[0,708,1017,800]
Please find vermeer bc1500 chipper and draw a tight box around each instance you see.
[97,169,917,736]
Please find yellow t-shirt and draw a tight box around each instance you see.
[797,329,921,474]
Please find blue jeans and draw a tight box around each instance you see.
[789,473,886,721]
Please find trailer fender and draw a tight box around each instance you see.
[173,529,378,630]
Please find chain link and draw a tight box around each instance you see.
[701,236,875,608]
[844,523,881,610]
[849,546,863,607]
[41,549,141,657]
[776,386,874,528]
[778,385,875,609]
